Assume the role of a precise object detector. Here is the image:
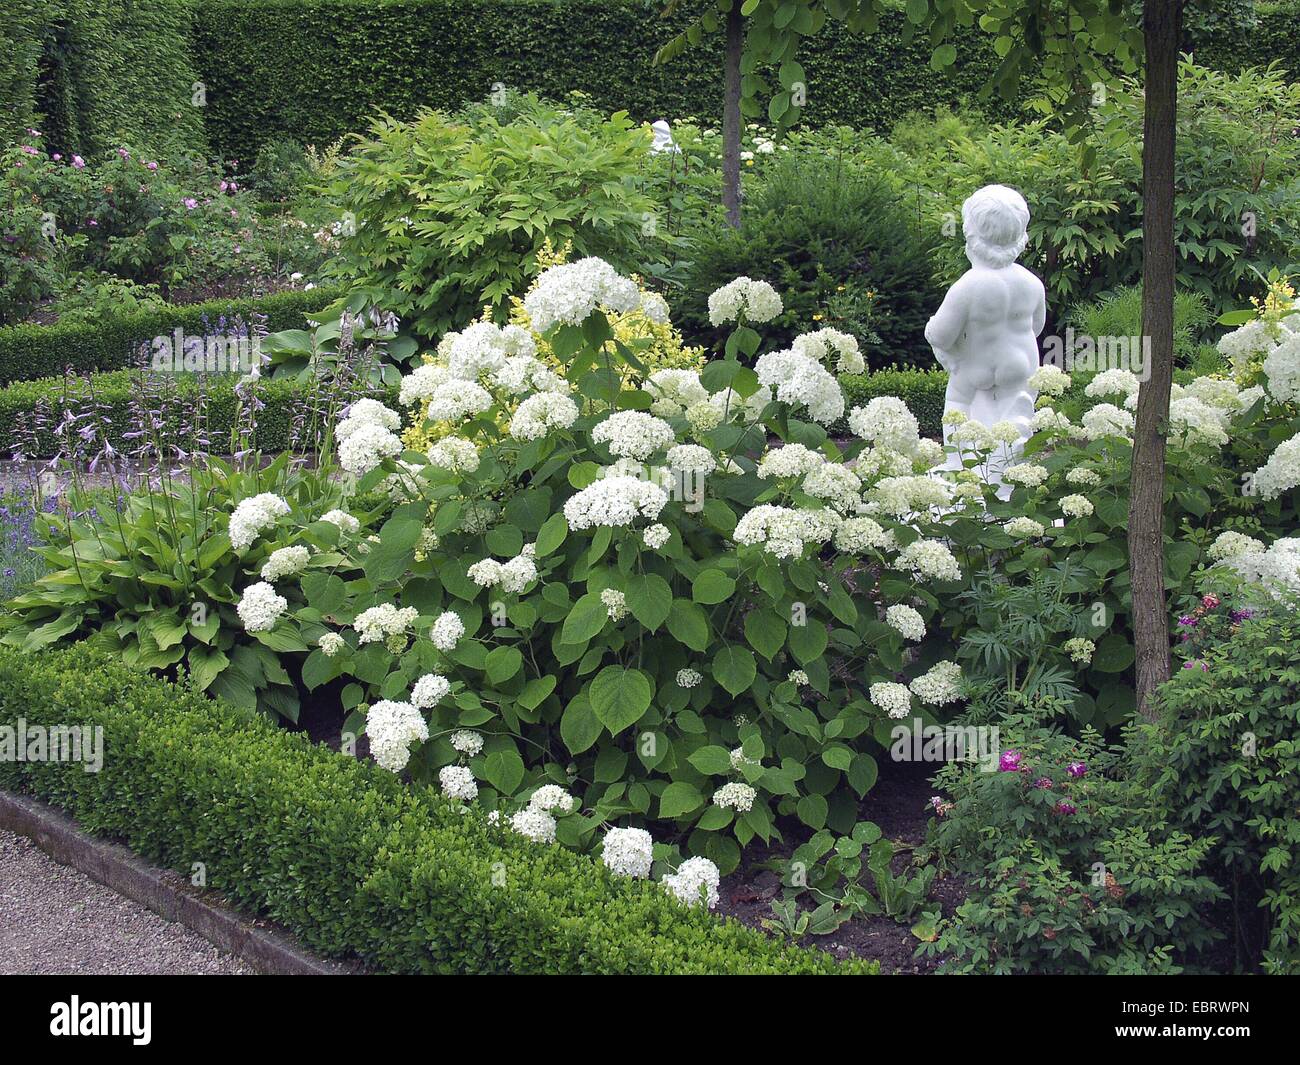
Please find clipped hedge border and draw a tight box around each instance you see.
[0,645,875,974]
[0,285,346,387]
[838,367,948,438]
[0,368,399,459]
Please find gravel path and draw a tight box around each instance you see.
[0,829,253,975]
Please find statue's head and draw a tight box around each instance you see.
[962,185,1030,268]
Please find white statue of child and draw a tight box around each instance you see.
[924,185,1046,492]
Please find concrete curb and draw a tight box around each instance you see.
[0,790,363,976]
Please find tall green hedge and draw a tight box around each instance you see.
[0,285,344,386]
[190,0,1015,161]
[0,644,875,974]
[3,0,204,159]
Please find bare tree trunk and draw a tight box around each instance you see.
[722,1,743,228]
[1130,0,1180,720]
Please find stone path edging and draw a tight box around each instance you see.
[0,790,362,975]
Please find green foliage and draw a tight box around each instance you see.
[919,717,1224,974]
[839,367,947,436]
[1068,284,1212,363]
[326,102,658,340]
[677,152,939,363]
[0,285,344,385]
[0,643,874,974]
[1137,602,1300,974]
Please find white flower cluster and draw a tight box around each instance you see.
[803,464,863,512]
[707,276,783,325]
[319,632,346,656]
[1060,494,1094,519]
[509,808,558,843]
[229,493,290,551]
[834,515,896,555]
[563,475,668,530]
[870,475,953,519]
[1218,536,1300,599]
[355,603,419,644]
[1167,396,1230,449]
[909,661,963,706]
[1029,364,1071,396]
[592,411,676,461]
[261,545,309,581]
[523,257,641,331]
[337,400,403,475]
[367,699,429,773]
[848,397,922,457]
[666,443,717,474]
[676,668,702,688]
[1004,463,1048,487]
[1003,516,1045,539]
[450,729,484,757]
[644,368,709,418]
[1084,368,1141,400]
[442,321,536,380]
[510,391,580,441]
[869,681,913,719]
[601,827,655,879]
[399,362,450,407]
[885,604,926,642]
[713,782,756,812]
[1207,530,1266,561]
[895,539,961,582]
[757,443,824,480]
[1080,403,1134,441]
[412,673,451,708]
[1262,330,1300,404]
[792,328,865,374]
[643,523,671,550]
[529,784,576,814]
[1065,467,1101,487]
[236,581,287,632]
[1062,637,1095,666]
[468,544,538,595]
[733,504,838,559]
[431,610,466,651]
[661,856,721,909]
[424,379,492,424]
[755,348,844,425]
[427,435,480,474]
[1250,431,1300,500]
[321,509,359,534]
[439,765,478,801]
[601,587,628,621]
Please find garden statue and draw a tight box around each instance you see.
[924,184,1046,496]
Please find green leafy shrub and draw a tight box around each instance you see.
[327,101,658,340]
[676,154,940,365]
[0,643,874,974]
[1136,601,1300,974]
[839,368,947,437]
[919,716,1224,974]
[1067,284,1212,364]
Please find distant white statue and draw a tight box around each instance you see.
[924,185,1046,494]
[649,120,678,154]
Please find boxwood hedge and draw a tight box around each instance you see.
[0,644,875,974]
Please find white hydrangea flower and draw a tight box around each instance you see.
[399,362,452,406]
[713,782,756,812]
[1065,466,1101,487]
[661,856,721,909]
[1084,368,1141,400]
[1003,516,1046,538]
[1249,431,1300,500]
[236,581,287,633]
[492,354,566,396]
[909,661,963,706]
[754,348,844,425]
[730,746,758,770]
[870,475,953,519]
[1167,396,1229,449]
[1058,494,1094,519]
[450,730,484,757]
[788,669,809,686]
[666,443,717,474]
[443,321,536,380]
[529,784,576,814]
[439,765,478,801]
[733,504,838,559]
[601,587,628,621]
[792,328,865,374]
[412,673,451,708]
[366,700,428,773]
[427,435,480,473]
[425,379,493,423]
[1062,637,1096,666]
[318,632,346,656]
[1081,403,1135,441]
[803,464,863,513]
[869,681,912,719]
[509,391,579,440]
[1028,364,1071,395]
[643,368,708,418]
[563,475,668,530]
[354,603,419,644]
[896,539,961,582]
[756,443,825,480]
[601,827,654,878]
[321,509,359,534]
[229,493,290,551]
[592,411,676,461]
[707,276,783,325]
[640,291,671,325]
[1004,463,1048,487]
[885,604,926,641]
[523,257,641,331]
[848,397,921,455]
[1223,537,1300,598]
[676,668,703,688]
[337,398,401,438]
[707,385,772,424]
[337,419,403,476]
[431,610,466,651]
[1207,530,1266,561]
[509,807,557,843]
[834,515,896,554]
[261,545,309,581]
[643,523,671,550]
[1184,375,1244,411]
[1031,406,1075,435]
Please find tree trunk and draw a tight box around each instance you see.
[722,1,743,228]
[1129,0,1180,720]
